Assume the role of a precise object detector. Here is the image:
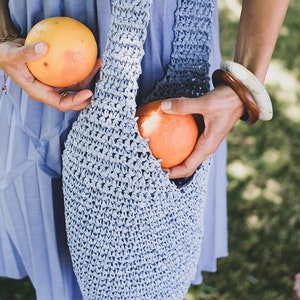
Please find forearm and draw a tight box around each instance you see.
[0,0,18,40]
[234,0,290,82]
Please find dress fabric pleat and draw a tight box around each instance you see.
[0,0,228,298]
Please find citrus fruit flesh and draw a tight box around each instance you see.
[136,100,199,169]
[25,17,97,88]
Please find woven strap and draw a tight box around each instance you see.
[143,0,213,103]
[62,0,214,299]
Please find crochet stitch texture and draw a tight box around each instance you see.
[62,0,214,299]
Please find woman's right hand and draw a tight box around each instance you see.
[0,38,102,111]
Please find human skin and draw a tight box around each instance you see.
[0,0,102,111]
[161,0,290,179]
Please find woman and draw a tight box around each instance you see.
[0,0,289,299]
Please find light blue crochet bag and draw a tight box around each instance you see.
[62,0,214,299]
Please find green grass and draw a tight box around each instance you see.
[186,1,300,299]
[0,277,35,300]
[1,1,300,299]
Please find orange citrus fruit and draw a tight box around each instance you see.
[136,100,199,169]
[25,17,97,87]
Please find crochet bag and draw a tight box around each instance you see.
[62,0,213,299]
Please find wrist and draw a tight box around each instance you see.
[212,61,273,124]
[212,68,260,124]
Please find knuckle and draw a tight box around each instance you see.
[184,169,195,178]
[21,44,31,57]
[181,163,196,178]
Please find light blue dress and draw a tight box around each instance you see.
[0,0,227,299]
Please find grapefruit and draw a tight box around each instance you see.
[136,100,199,169]
[25,17,97,87]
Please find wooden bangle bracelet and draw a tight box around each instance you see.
[221,61,272,121]
[212,69,260,124]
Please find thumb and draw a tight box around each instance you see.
[160,97,204,115]
[21,42,48,62]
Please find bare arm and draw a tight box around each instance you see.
[235,0,290,82]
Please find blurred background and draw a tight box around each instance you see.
[1,0,300,299]
[187,0,300,299]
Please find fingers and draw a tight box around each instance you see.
[94,58,103,71]
[49,89,93,112]
[49,59,102,110]
[167,118,230,179]
[160,97,205,115]
[159,97,207,178]
[159,87,245,179]
[22,53,97,111]
[23,75,93,111]
[1,41,48,82]
[19,42,48,62]
[1,41,96,111]
[166,132,219,179]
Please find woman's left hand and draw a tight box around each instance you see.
[160,85,245,179]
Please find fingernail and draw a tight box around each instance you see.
[161,100,172,111]
[34,42,46,53]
